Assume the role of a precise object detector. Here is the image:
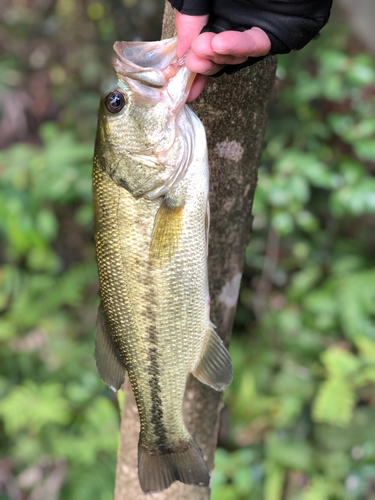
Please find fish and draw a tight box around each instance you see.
[93,38,233,493]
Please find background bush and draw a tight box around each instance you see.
[0,1,375,499]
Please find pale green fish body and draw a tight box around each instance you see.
[93,38,233,493]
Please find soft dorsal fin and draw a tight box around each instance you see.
[192,327,233,391]
[95,304,126,392]
[150,194,185,261]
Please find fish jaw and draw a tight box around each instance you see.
[114,38,195,113]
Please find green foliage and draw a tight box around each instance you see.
[313,377,355,427]
[0,115,117,496]
[0,382,70,434]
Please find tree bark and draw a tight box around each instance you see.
[114,3,277,499]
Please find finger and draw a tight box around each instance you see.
[187,74,209,102]
[190,32,217,59]
[190,33,247,66]
[185,50,224,75]
[211,27,271,57]
[175,12,209,58]
[206,54,248,65]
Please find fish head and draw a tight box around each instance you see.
[95,38,196,198]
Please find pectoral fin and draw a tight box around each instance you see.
[95,304,126,392]
[192,327,233,391]
[150,194,185,260]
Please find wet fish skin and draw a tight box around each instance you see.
[93,38,233,493]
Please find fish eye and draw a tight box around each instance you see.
[105,91,126,114]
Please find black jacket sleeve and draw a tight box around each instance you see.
[168,0,333,75]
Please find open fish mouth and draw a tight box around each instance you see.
[114,39,178,88]
[113,38,195,110]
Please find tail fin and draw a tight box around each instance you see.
[138,438,209,493]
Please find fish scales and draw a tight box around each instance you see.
[93,38,233,493]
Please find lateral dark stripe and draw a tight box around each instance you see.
[144,284,168,449]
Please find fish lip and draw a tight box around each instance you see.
[114,39,178,89]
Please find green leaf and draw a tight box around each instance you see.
[339,158,366,185]
[355,336,375,363]
[51,397,119,464]
[0,319,16,341]
[233,369,276,419]
[35,209,59,241]
[303,476,330,500]
[321,347,360,377]
[0,382,70,434]
[354,367,375,387]
[273,395,304,427]
[289,265,323,299]
[313,377,355,427]
[266,434,312,471]
[295,210,319,232]
[233,467,253,496]
[354,139,375,162]
[211,485,238,500]
[336,271,375,339]
[323,74,346,101]
[62,458,116,500]
[264,461,285,500]
[346,54,375,86]
[26,247,61,272]
[343,117,375,142]
[328,113,354,138]
[271,211,294,236]
[331,255,365,277]
[302,288,337,332]
[320,49,348,73]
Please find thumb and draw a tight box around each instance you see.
[175,12,209,58]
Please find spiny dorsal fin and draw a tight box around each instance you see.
[150,194,185,261]
[192,327,233,391]
[95,304,126,392]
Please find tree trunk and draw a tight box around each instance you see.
[114,3,277,499]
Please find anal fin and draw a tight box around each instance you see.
[95,304,126,392]
[192,327,233,391]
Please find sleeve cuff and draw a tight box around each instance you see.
[167,0,210,16]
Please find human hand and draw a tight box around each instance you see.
[175,12,271,101]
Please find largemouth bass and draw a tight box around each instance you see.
[93,38,233,493]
